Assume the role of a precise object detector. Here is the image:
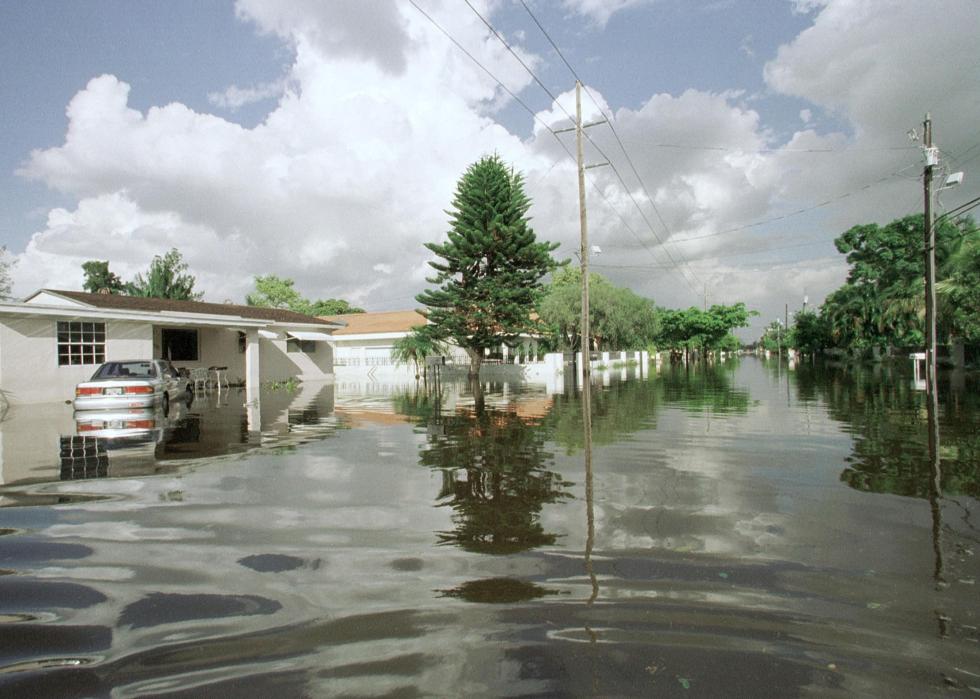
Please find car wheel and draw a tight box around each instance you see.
[162,391,170,416]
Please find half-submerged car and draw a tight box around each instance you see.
[74,359,192,412]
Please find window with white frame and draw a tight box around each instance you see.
[57,321,106,366]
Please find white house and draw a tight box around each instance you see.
[324,309,544,376]
[0,290,344,405]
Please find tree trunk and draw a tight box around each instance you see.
[465,347,483,378]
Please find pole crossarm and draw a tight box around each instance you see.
[554,119,608,134]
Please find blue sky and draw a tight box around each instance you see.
[1,0,977,338]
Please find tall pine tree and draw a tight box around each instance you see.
[417,155,562,375]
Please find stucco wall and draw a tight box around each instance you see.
[0,317,152,405]
[259,333,334,382]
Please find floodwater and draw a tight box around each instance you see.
[0,358,977,697]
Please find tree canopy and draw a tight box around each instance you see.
[416,155,562,374]
[538,267,659,351]
[125,248,201,301]
[246,274,364,316]
[811,214,977,352]
[392,326,446,379]
[658,303,754,356]
[82,260,124,294]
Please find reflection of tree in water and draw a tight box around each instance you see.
[438,577,560,603]
[543,363,749,454]
[658,361,751,415]
[794,362,980,498]
[543,378,661,453]
[414,384,571,555]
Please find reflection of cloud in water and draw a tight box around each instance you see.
[45,522,212,542]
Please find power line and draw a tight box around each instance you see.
[410,0,687,288]
[516,0,705,294]
[670,162,920,243]
[405,0,552,138]
[937,194,980,223]
[591,236,835,269]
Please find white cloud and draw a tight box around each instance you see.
[14,2,544,308]
[10,0,978,334]
[208,79,289,110]
[234,0,412,74]
[561,0,654,28]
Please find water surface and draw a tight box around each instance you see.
[0,358,977,696]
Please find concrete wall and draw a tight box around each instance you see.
[0,317,152,405]
[259,333,334,382]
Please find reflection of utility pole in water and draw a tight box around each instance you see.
[582,356,599,691]
[584,386,598,605]
[926,373,948,637]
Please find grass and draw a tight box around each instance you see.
[263,377,300,392]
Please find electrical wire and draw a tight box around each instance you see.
[937,194,980,223]
[518,1,717,292]
[410,0,685,285]
[672,162,920,244]
[502,0,706,296]
[591,236,835,269]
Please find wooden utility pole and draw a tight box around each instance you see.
[576,81,591,386]
[923,114,938,386]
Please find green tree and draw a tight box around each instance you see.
[246,274,305,309]
[758,320,784,353]
[392,327,447,379]
[821,214,966,352]
[789,309,831,355]
[246,275,364,316]
[538,267,659,351]
[417,155,562,375]
[307,298,365,316]
[0,246,14,300]
[125,248,202,300]
[81,260,124,294]
[936,218,980,342]
[658,303,754,359]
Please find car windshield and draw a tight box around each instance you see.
[91,362,158,380]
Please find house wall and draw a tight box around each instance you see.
[334,338,398,366]
[259,334,334,382]
[0,317,152,405]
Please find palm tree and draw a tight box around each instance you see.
[392,328,447,380]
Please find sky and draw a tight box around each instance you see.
[1,0,978,340]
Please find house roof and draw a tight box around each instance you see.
[31,289,341,327]
[322,310,427,335]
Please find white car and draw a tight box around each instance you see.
[73,359,193,413]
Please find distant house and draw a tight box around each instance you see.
[0,290,344,405]
[323,310,453,370]
[323,309,543,374]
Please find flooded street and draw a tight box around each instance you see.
[0,357,977,696]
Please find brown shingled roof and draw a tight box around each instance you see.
[322,310,427,335]
[40,290,338,326]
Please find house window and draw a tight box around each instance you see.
[287,338,317,354]
[57,321,106,366]
[161,328,199,361]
